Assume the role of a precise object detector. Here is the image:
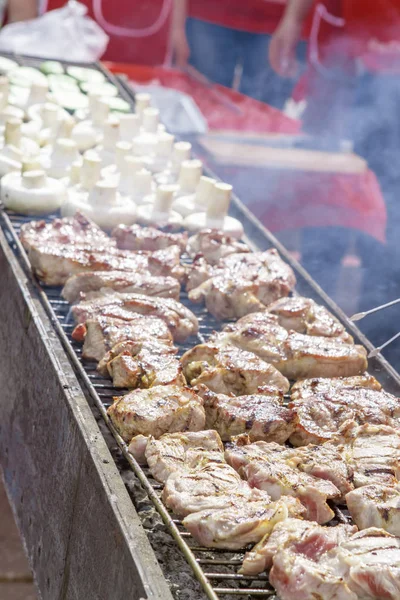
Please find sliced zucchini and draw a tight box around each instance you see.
[9,66,47,88]
[0,56,18,74]
[66,66,105,84]
[48,74,79,93]
[40,61,64,75]
[53,91,89,111]
[80,81,118,97]
[104,97,131,113]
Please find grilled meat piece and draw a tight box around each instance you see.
[188,249,296,320]
[199,387,295,443]
[112,224,188,252]
[241,518,357,576]
[162,461,271,518]
[72,316,173,362]
[213,312,367,380]
[225,439,342,523]
[62,271,181,303]
[266,296,353,342]
[72,290,198,343]
[289,385,400,446]
[107,385,205,441]
[186,229,250,264]
[330,422,400,488]
[142,430,224,483]
[333,528,400,600]
[181,343,290,395]
[185,256,214,292]
[183,497,304,551]
[346,484,400,536]
[20,212,112,249]
[291,374,382,401]
[98,339,185,389]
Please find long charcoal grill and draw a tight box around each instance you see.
[2,53,400,600]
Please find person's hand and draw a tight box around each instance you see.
[172,27,190,69]
[269,17,302,77]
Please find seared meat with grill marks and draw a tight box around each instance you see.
[213,312,367,380]
[72,290,198,343]
[181,343,290,395]
[112,223,188,252]
[162,461,271,517]
[346,484,400,536]
[140,430,224,483]
[291,374,382,401]
[183,496,304,551]
[225,438,342,523]
[98,339,185,389]
[20,212,112,250]
[186,229,250,264]
[333,529,400,600]
[289,384,400,446]
[107,384,205,441]
[198,386,295,443]
[72,316,173,362]
[187,249,296,320]
[266,296,353,343]
[241,518,357,576]
[330,422,400,488]
[62,271,181,303]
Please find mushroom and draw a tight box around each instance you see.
[42,138,80,179]
[102,141,133,179]
[144,132,175,174]
[135,92,151,122]
[95,115,120,167]
[1,169,66,215]
[61,152,102,217]
[119,113,140,142]
[0,77,24,120]
[175,159,202,199]
[2,117,39,157]
[132,107,160,156]
[63,179,137,230]
[172,175,216,217]
[155,141,192,185]
[183,183,244,238]
[137,184,182,229]
[118,160,150,200]
[71,95,109,152]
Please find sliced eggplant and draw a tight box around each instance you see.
[53,91,89,111]
[66,66,105,84]
[48,74,79,93]
[80,81,118,96]
[9,67,47,88]
[104,97,131,113]
[0,56,18,75]
[40,61,64,75]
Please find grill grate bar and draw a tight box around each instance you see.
[211,588,274,596]
[205,574,269,582]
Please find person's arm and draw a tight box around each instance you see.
[7,0,37,22]
[269,0,314,77]
[171,0,190,68]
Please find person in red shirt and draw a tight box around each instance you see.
[171,0,307,106]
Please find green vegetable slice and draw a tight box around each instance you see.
[48,74,79,92]
[0,56,18,74]
[80,81,118,96]
[40,61,64,75]
[53,91,89,111]
[104,97,131,113]
[9,67,47,88]
[66,66,105,84]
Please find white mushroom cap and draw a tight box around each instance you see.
[1,169,66,215]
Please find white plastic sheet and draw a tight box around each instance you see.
[0,1,109,62]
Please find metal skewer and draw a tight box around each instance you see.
[368,331,400,358]
[350,297,400,321]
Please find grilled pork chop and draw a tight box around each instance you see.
[187,249,296,320]
[107,385,205,441]
[98,339,185,389]
[72,290,198,343]
[112,223,188,252]
[266,296,353,342]
[183,496,304,551]
[62,271,181,303]
[181,343,290,395]
[225,439,343,523]
[241,518,357,576]
[330,422,400,488]
[198,386,295,443]
[213,312,367,380]
[142,430,224,483]
[72,315,173,362]
[346,484,400,536]
[289,385,400,446]
[291,374,382,401]
[186,229,250,264]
